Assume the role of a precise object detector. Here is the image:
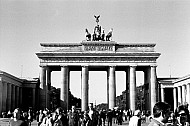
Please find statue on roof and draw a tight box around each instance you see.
[106,28,113,41]
[93,15,102,41]
[94,15,100,25]
[85,15,113,41]
[85,28,91,41]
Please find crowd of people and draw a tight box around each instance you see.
[1,102,190,126]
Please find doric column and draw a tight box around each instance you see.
[19,87,22,108]
[182,85,186,104]
[144,68,150,110]
[129,65,136,111]
[0,78,2,113]
[12,85,15,110]
[81,66,89,111]
[173,87,177,111]
[108,66,116,109]
[107,70,109,107]
[40,66,46,109]
[186,83,190,110]
[125,68,130,110]
[177,86,182,106]
[46,67,51,109]
[150,65,157,114]
[33,88,36,110]
[2,82,7,112]
[161,87,164,102]
[61,66,69,111]
[16,86,20,108]
[40,67,46,89]
[7,83,12,111]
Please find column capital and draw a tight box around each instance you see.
[109,66,116,70]
[40,65,47,68]
[150,64,157,67]
[129,65,137,68]
[61,65,68,67]
[82,65,89,69]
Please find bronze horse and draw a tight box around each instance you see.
[85,28,91,41]
[106,28,113,41]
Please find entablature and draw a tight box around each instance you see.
[39,41,158,53]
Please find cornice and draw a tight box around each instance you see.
[0,70,23,83]
[40,42,81,47]
[173,74,190,83]
[36,52,161,57]
[40,42,156,47]
[117,43,156,47]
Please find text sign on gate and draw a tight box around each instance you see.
[84,45,113,51]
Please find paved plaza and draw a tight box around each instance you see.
[0,118,150,126]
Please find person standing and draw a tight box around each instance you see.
[88,103,98,126]
[148,102,171,126]
[68,106,79,126]
[9,108,28,126]
[128,110,141,126]
[173,105,190,126]
[107,109,113,126]
[37,110,45,126]
[51,111,63,126]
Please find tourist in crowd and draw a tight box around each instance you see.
[80,111,90,126]
[88,103,99,126]
[107,109,113,126]
[127,109,132,122]
[173,105,190,126]
[128,110,141,126]
[148,102,171,126]
[68,105,79,126]
[99,109,106,126]
[40,110,52,126]
[117,109,123,125]
[36,110,45,126]
[22,111,30,126]
[28,109,33,126]
[51,111,63,126]
[7,110,13,118]
[112,108,117,124]
[55,107,68,126]
[9,108,28,126]
[1,112,6,118]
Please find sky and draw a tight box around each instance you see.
[0,0,190,104]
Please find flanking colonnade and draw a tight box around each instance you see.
[0,71,37,114]
[0,82,22,112]
[39,64,157,112]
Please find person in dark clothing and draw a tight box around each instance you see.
[99,109,106,126]
[107,109,113,126]
[68,106,79,126]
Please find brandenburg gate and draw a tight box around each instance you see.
[36,16,161,112]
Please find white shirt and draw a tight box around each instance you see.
[129,116,140,126]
